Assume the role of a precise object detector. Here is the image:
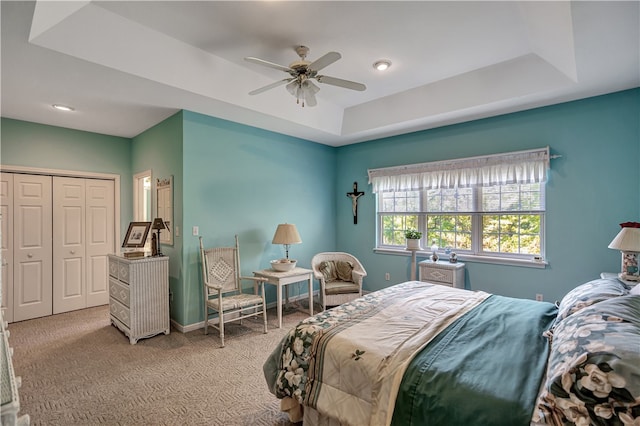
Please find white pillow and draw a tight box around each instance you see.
[630,284,640,295]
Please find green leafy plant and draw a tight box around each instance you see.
[404,229,422,239]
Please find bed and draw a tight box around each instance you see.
[263,279,640,426]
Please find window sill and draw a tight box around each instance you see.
[373,248,548,269]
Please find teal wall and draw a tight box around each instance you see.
[131,111,184,322]
[0,117,133,236]
[1,88,638,326]
[181,111,336,326]
[336,89,640,303]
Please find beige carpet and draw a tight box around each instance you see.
[8,303,313,425]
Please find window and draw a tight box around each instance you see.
[370,148,550,263]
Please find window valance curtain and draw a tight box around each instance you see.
[368,147,550,193]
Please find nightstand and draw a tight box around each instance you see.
[419,260,465,289]
[600,272,638,287]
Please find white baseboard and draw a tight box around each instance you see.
[174,290,320,333]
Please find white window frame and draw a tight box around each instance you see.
[369,148,551,268]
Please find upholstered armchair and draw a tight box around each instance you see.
[311,252,367,311]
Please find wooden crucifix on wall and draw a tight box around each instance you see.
[346,181,365,224]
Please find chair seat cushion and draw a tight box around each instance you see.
[325,280,360,295]
[207,293,263,311]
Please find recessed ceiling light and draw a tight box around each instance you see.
[52,104,75,112]
[373,60,391,71]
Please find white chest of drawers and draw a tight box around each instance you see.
[108,255,170,344]
[419,260,465,289]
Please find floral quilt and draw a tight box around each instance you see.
[534,295,640,425]
[263,281,489,426]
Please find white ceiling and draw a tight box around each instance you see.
[2,1,638,147]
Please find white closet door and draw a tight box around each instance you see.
[13,174,53,322]
[53,177,114,313]
[0,173,14,322]
[53,177,86,314]
[85,179,114,307]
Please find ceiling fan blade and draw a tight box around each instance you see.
[308,52,341,72]
[244,57,293,73]
[316,75,366,91]
[249,78,294,95]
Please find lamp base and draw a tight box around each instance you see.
[153,230,163,257]
[620,251,639,280]
[620,272,640,282]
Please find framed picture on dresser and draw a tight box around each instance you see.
[122,221,151,248]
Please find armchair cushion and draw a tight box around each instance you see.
[335,261,354,282]
[320,260,355,283]
[325,280,360,295]
[320,261,338,282]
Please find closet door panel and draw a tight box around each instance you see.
[0,173,13,322]
[13,174,52,321]
[53,177,86,314]
[85,179,114,307]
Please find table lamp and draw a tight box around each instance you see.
[272,223,301,260]
[151,218,167,256]
[608,222,640,281]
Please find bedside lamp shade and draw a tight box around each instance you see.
[151,218,167,257]
[152,218,166,231]
[608,222,640,281]
[272,224,301,260]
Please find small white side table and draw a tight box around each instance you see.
[600,272,639,287]
[419,260,465,289]
[253,267,313,328]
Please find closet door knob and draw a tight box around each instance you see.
[27,253,33,258]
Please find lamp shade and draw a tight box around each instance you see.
[272,224,302,245]
[608,227,640,251]
[152,218,166,230]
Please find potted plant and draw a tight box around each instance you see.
[404,229,422,250]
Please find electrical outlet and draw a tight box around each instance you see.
[385,273,390,281]
[536,294,543,301]
[192,226,199,236]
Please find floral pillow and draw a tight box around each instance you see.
[556,278,629,322]
[534,295,640,426]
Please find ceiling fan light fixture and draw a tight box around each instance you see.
[286,80,298,96]
[302,80,319,107]
[303,79,320,95]
[286,78,319,107]
[248,45,366,107]
[373,60,392,71]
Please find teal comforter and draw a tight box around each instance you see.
[392,295,558,426]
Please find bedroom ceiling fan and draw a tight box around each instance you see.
[245,46,366,107]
